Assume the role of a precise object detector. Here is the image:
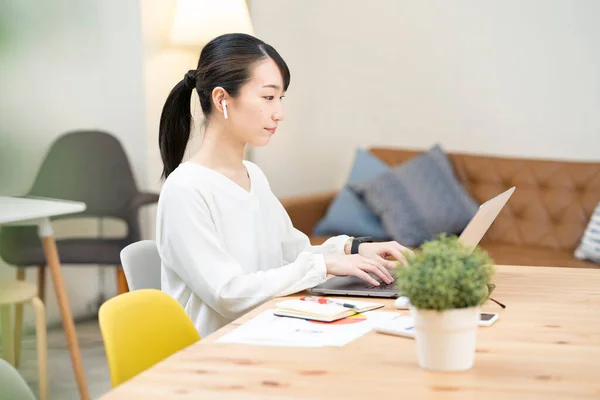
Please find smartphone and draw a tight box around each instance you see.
[479,312,499,326]
[375,312,499,338]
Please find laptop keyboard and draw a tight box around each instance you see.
[369,282,397,290]
[367,272,399,290]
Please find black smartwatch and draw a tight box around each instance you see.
[350,236,373,254]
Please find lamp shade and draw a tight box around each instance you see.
[170,0,254,47]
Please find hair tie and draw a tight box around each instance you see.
[183,70,197,90]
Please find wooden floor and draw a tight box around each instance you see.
[16,319,111,400]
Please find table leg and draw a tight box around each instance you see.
[0,304,15,365]
[40,234,90,400]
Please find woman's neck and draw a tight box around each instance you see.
[190,121,246,172]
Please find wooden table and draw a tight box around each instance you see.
[0,196,90,400]
[99,265,600,399]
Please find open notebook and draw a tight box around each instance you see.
[274,298,385,322]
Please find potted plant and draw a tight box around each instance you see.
[395,234,495,372]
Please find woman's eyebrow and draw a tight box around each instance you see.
[262,84,281,90]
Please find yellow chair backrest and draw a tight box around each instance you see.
[99,289,200,387]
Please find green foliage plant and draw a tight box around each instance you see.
[396,234,495,311]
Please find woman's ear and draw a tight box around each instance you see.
[212,87,228,114]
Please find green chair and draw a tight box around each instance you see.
[0,359,37,400]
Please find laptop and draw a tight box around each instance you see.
[308,186,516,298]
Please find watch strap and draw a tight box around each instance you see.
[351,236,373,254]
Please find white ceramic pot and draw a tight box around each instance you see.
[410,306,480,372]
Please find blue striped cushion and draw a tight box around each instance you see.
[574,203,600,263]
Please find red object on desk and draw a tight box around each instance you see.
[299,297,357,309]
[299,296,328,304]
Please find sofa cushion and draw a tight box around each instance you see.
[313,149,390,239]
[351,144,479,247]
[574,202,600,264]
[370,147,600,252]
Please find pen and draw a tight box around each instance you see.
[299,296,356,309]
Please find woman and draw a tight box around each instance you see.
[156,33,411,338]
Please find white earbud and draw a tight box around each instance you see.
[221,99,228,119]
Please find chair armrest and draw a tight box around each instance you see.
[129,192,159,210]
[279,190,338,236]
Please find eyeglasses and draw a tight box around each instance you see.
[487,284,506,309]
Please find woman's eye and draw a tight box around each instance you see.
[264,96,274,101]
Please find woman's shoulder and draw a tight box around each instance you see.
[159,163,214,203]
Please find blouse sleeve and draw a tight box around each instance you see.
[156,182,328,320]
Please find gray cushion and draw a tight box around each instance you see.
[313,149,390,239]
[350,144,479,247]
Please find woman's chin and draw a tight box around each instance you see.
[250,136,272,147]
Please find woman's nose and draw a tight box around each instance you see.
[273,104,284,122]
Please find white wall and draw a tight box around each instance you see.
[249,0,600,198]
[140,0,203,239]
[0,0,146,329]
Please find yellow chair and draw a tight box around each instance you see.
[98,289,200,387]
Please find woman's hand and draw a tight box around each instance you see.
[358,241,415,269]
[324,254,393,287]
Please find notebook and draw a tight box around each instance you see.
[273,298,385,322]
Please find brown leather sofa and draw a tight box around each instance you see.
[280,147,600,268]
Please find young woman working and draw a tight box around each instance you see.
[156,33,412,337]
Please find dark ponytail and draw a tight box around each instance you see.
[158,71,195,179]
[158,33,291,179]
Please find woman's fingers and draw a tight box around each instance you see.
[377,255,398,270]
[375,263,394,283]
[373,260,394,283]
[354,269,380,287]
[386,242,414,265]
[359,263,392,285]
[394,242,415,258]
[387,247,408,266]
[361,257,393,282]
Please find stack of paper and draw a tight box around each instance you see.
[216,309,400,347]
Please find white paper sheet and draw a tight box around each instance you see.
[216,310,401,347]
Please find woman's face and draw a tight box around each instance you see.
[226,58,286,147]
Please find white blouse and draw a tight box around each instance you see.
[155,160,349,338]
